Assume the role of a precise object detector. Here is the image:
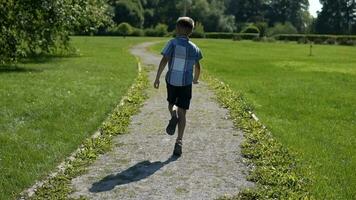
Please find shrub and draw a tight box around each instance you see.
[233,35,242,41]
[314,38,324,44]
[338,38,356,46]
[235,33,260,40]
[255,22,268,37]
[297,37,309,44]
[191,22,205,38]
[267,22,298,36]
[144,23,168,37]
[129,28,143,36]
[325,37,336,45]
[241,24,260,34]
[205,32,259,40]
[274,34,356,46]
[205,32,235,39]
[154,23,168,37]
[117,22,133,37]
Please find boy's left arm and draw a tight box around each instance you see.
[193,61,201,84]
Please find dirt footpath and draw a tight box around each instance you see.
[70,42,254,200]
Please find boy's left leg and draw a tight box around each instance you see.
[173,107,186,156]
[176,107,186,143]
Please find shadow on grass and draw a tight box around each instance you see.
[0,65,43,73]
[0,53,82,74]
[89,155,179,193]
[20,53,81,64]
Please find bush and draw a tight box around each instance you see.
[154,23,168,37]
[314,38,324,44]
[255,22,268,37]
[130,28,144,36]
[325,37,336,45]
[338,38,356,46]
[233,35,242,41]
[117,22,133,37]
[267,22,298,36]
[297,37,309,44]
[144,23,168,37]
[205,32,235,39]
[205,32,259,40]
[235,33,260,40]
[241,24,260,34]
[191,22,205,38]
[274,34,356,46]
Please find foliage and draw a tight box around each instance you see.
[241,24,260,34]
[226,0,309,31]
[0,0,111,64]
[117,22,133,37]
[315,0,356,34]
[191,22,205,38]
[267,22,298,36]
[204,32,259,40]
[254,22,268,37]
[144,23,168,37]
[274,34,356,46]
[109,0,144,28]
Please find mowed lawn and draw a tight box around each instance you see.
[153,40,356,199]
[0,36,151,199]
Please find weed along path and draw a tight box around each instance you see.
[70,42,254,199]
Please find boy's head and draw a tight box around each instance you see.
[176,17,195,36]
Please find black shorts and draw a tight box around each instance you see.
[166,82,192,110]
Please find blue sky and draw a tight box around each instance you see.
[309,0,322,17]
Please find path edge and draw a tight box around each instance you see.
[203,73,314,200]
[18,59,148,200]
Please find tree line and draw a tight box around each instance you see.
[107,0,355,35]
[1,0,356,64]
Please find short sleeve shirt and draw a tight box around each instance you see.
[161,36,203,86]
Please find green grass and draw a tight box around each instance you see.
[0,36,153,199]
[152,40,356,199]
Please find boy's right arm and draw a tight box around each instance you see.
[154,56,169,89]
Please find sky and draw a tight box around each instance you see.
[309,0,323,17]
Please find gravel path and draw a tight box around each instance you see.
[70,42,254,200]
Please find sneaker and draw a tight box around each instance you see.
[166,116,178,135]
[173,142,182,157]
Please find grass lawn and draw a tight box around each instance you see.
[0,36,153,199]
[152,40,356,199]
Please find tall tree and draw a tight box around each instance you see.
[315,0,356,34]
[109,0,144,27]
[265,0,309,31]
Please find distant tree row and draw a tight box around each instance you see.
[107,0,356,35]
[0,0,111,64]
[106,0,311,33]
[315,0,356,34]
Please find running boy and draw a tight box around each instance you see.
[153,17,203,157]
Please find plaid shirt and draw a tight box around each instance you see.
[161,36,203,86]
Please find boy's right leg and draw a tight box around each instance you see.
[168,104,177,118]
[166,103,178,135]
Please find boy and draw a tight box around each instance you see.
[154,17,203,157]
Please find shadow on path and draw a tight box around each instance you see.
[89,156,179,193]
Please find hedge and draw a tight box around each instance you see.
[274,34,356,45]
[205,32,260,40]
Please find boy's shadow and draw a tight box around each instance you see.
[89,155,179,193]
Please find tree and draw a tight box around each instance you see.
[110,0,144,28]
[117,22,133,37]
[315,0,356,34]
[0,0,111,64]
[265,0,309,31]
